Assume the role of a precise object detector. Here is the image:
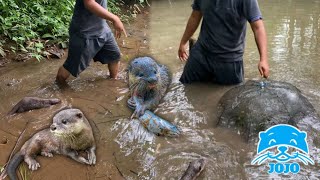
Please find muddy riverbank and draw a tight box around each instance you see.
[0,9,150,180]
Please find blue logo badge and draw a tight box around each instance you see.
[251,124,314,174]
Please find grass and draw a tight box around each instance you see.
[0,165,4,173]
[19,163,31,180]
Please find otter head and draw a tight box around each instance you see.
[50,108,87,138]
[128,56,160,90]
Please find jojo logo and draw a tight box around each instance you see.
[251,124,314,174]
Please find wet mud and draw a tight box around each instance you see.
[0,9,150,180]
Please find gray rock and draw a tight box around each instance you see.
[217,80,319,141]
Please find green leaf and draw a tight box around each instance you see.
[0,48,6,57]
[18,37,26,41]
[35,42,44,49]
[10,46,16,51]
[34,54,43,61]
[59,42,67,49]
[19,44,28,52]
[42,33,55,39]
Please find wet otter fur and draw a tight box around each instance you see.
[180,158,206,180]
[7,108,96,180]
[8,97,61,115]
[127,56,171,118]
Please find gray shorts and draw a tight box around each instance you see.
[180,43,244,85]
[63,31,121,77]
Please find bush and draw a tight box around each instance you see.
[0,0,141,61]
[0,0,74,60]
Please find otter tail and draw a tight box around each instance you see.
[7,103,20,115]
[47,98,61,105]
[7,152,24,180]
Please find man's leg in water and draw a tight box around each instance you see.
[55,32,95,86]
[56,66,70,85]
[108,61,120,79]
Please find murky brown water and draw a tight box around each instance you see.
[1,0,320,179]
[127,0,319,179]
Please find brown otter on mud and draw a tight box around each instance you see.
[6,108,96,180]
[8,97,61,115]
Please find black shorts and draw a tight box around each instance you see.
[63,31,121,77]
[180,43,244,85]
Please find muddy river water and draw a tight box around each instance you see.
[1,0,320,179]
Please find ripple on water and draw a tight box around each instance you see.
[155,73,207,128]
[112,73,246,179]
[112,71,320,179]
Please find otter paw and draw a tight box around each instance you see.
[41,151,53,157]
[27,160,41,171]
[87,151,96,165]
[79,157,90,165]
[131,106,146,119]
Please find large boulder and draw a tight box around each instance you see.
[217,80,319,141]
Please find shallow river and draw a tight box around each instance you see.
[127,0,320,179]
[0,0,320,179]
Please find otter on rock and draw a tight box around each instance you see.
[8,97,61,115]
[127,56,171,118]
[7,108,96,180]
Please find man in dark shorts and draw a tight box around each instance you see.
[56,0,126,84]
[178,0,270,85]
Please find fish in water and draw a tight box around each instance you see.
[127,56,180,136]
[139,110,180,137]
[180,158,206,180]
[8,97,61,115]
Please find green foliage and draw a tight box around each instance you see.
[0,0,145,61]
[0,0,73,60]
[109,0,123,16]
[0,39,5,57]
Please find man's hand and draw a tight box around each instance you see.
[258,59,269,78]
[178,42,189,62]
[250,20,269,78]
[112,16,127,39]
[178,10,202,62]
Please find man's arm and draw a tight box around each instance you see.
[83,0,127,38]
[250,19,270,78]
[178,10,202,61]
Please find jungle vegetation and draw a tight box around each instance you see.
[0,0,147,60]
